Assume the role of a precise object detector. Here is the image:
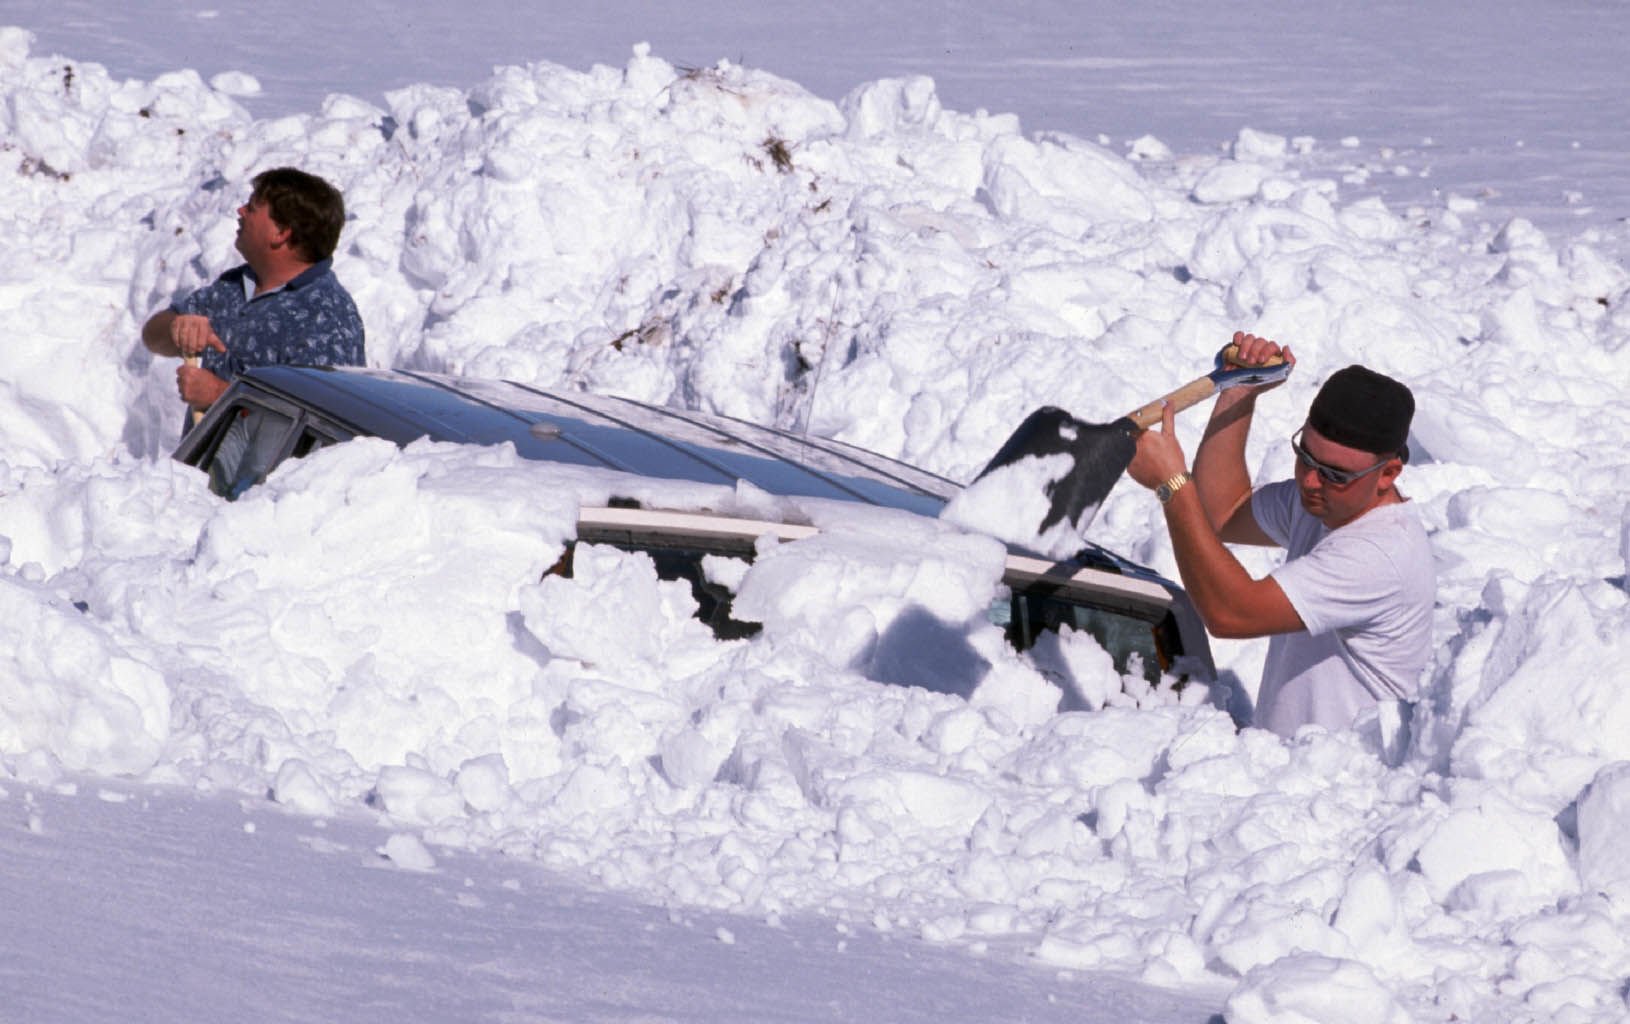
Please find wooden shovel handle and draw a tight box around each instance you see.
[1126,377,1223,429]
[1124,344,1285,430]
[184,354,204,426]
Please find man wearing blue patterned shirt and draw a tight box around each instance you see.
[143,168,365,421]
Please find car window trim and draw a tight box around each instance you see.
[574,506,1173,613]
[178,386,353,476]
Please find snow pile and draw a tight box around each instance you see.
[4,28,1630,1021]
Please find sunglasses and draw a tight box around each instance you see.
[1290,427,1394,486]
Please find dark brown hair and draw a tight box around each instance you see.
[250,167,346,263]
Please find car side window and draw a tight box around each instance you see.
[552,539,763,641]
[202,405,296,499]
[290,425,338,460]
[180,389,350,501]
[559,529,1176,682]
[991,588,1173,685]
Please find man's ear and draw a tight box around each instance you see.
[1378,459,1405,492]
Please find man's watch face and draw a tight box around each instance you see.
[1157,472,1187,503]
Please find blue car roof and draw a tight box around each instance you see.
[233,365,1158,579]
[242,366,956,515]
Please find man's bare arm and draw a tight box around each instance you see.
[1159,478,1304,638]
[142,310,181,357]
[1194,333,1292,546]
[1129,399,1303,639]
[1194,389,1276,545]
[142,311,227,359]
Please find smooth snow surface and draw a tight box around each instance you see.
[1,780,1217,1022]
[3,4,1630,1022]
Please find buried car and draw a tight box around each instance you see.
[173,365,1216,702]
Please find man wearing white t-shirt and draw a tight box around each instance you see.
[1127,332,1435,737]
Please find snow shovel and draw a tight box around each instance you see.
[948,346,1291,554]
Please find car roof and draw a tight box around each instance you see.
[244,365,956,512]
[234,365,1162,580]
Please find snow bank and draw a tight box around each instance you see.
[0,573,169,776]
[4,29,1630,1021]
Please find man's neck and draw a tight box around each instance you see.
[248,255,315,295]
[1322,489,1407,530]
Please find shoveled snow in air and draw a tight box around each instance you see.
[2,20,1630,1024]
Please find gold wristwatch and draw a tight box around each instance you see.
[1156,471,1190,505]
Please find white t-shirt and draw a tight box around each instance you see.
[1249,480,1436,737]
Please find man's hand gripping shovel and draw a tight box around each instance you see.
[942,345,1292,557]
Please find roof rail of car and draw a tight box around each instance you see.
[575,505,1172,611]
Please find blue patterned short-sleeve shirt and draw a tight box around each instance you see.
[173,259,365,381]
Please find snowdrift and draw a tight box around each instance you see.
[4,27,1630,1022]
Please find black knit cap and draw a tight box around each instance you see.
[1307,365,1414,461]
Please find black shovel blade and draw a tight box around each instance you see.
[973,407,1138,535]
